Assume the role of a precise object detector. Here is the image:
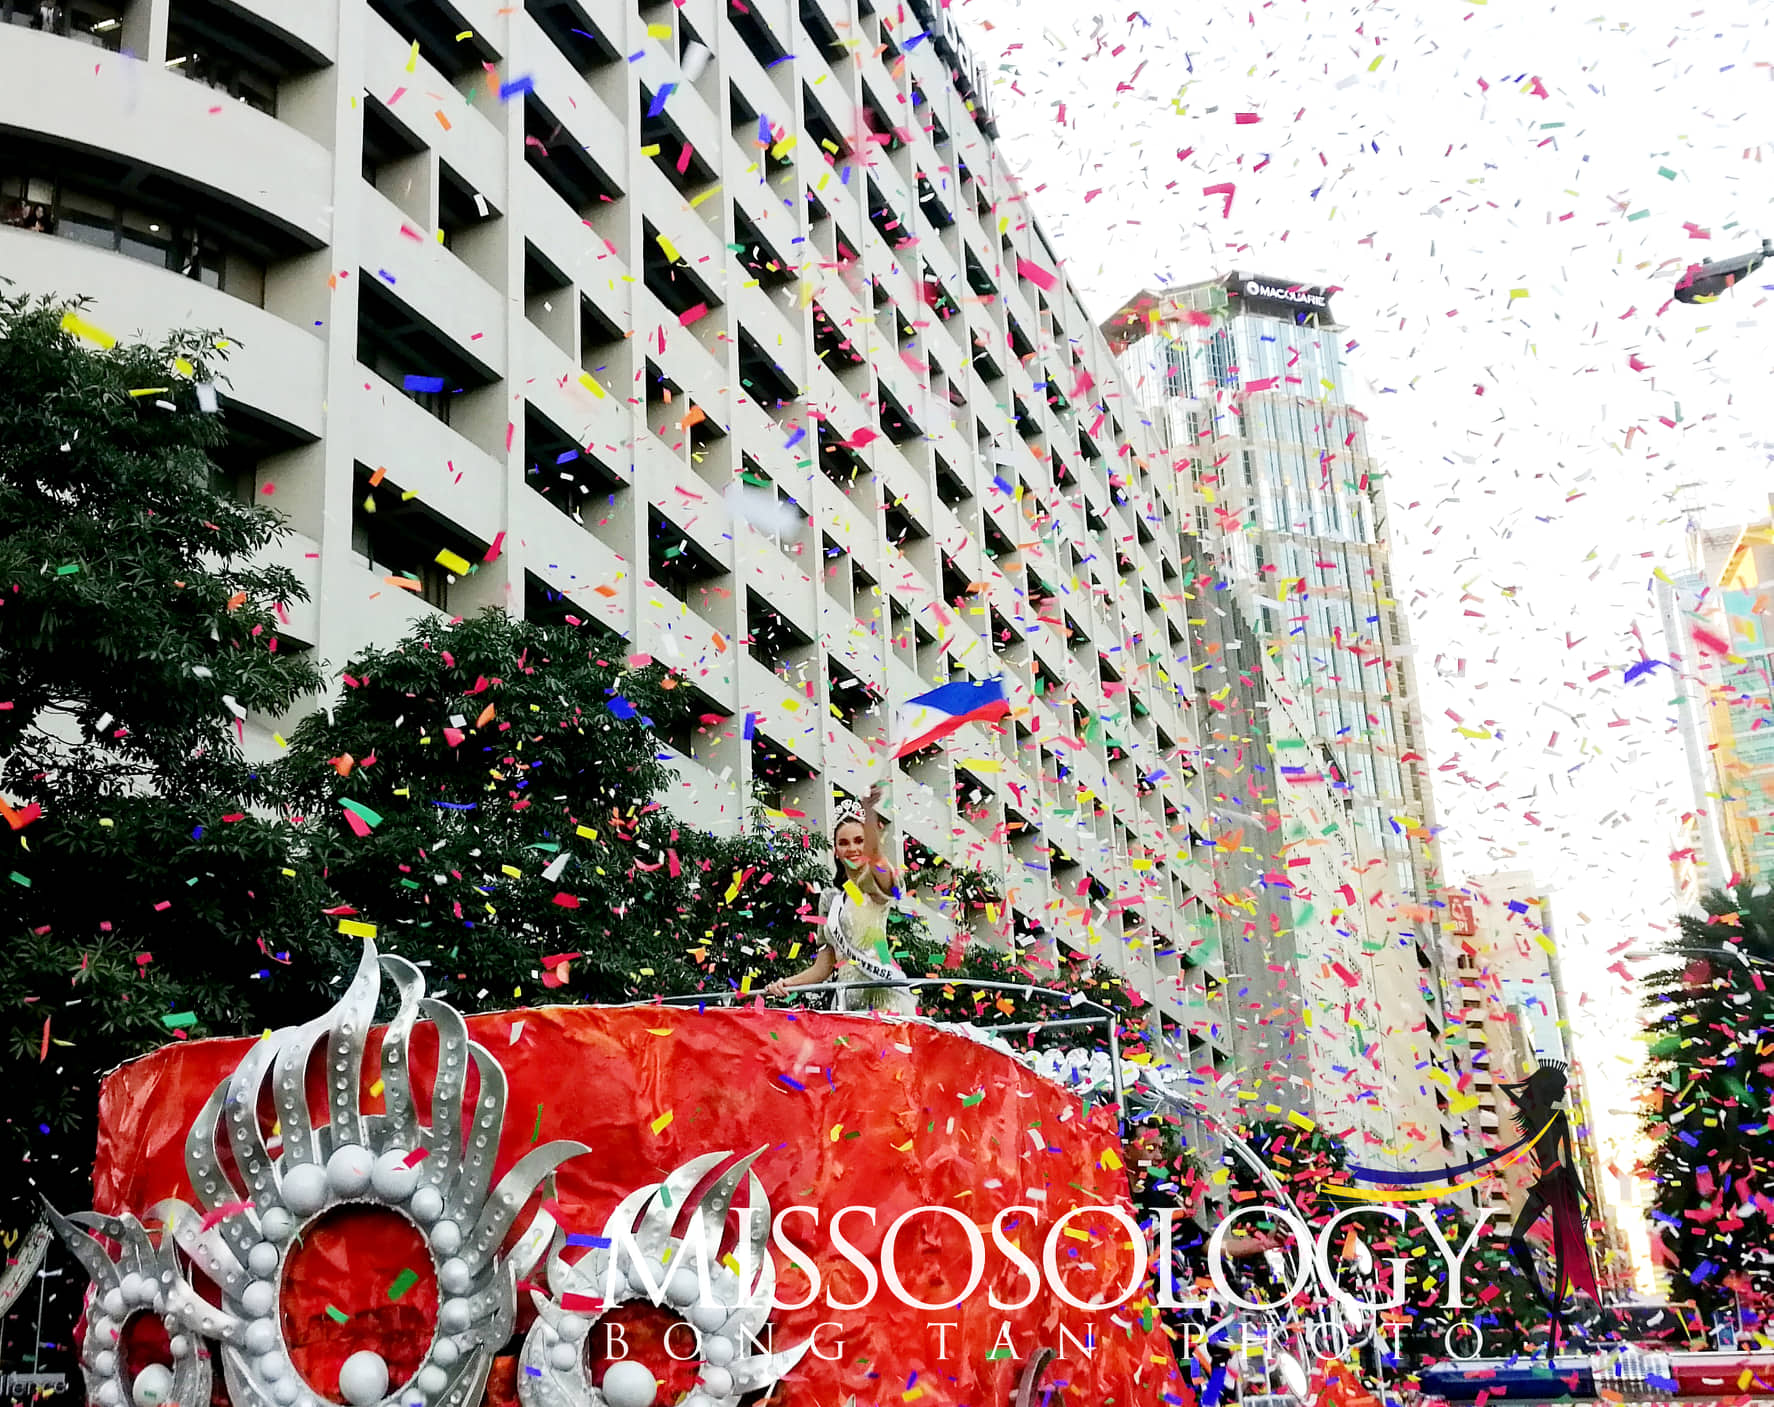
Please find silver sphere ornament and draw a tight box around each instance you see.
[92,1352,118,1378]
[280,1162,329,1216]
[271,1379,300,1407]
[246,1241,280,1279]
[698,1366,733,1400]
[132,1363,174,1407]
[244,1318,279,1355]
[437,1257,471,1296]
[702,1335,734,1367]
[547,1345,577,1372]
[95,1382,122,1407]
[408,1187,443,1224]
[326,1144,374,1198]
[370,1150,419,1202]
[428,1220,461,1257]
[339,1350,390,1407]
[431,1339,460,1368]
[169,1336,191,1361]
[439,1297,472,1333]
[241,1279,276,1318]
[259,1207,297,1243]
[663,1267,700,1307]
[555,1314,590,1344]
[687,1303,726,1334]
[598,1361,657,1407]
[416,1366,448,1397]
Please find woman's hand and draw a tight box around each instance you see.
[865,781,885,809]
[764,979,792,999]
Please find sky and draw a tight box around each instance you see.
[949,0,1774,1281]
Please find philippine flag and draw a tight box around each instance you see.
[894,678,1010,757]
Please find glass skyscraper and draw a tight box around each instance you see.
[1108,274,1466,1166]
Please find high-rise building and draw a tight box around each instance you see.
[1445,871,1634,1290]
[1,0,1291,1133]
[1662,512,1774,894]
[1107,274,1466,1169]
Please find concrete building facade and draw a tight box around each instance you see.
[0,0,1299,1133]
[1106,275,1466,1167]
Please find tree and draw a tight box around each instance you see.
[0,295,323,1281]
[1639,881,1774,1316]
[273,610,831,1008]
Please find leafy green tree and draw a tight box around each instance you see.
[0,295,322,1265]
[273,610,831,1007]
[1639,881,1774,1316]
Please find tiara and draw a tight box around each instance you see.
[834,798,866,824]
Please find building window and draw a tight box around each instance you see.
[1,175,245,297]
[7,1,123,48]
[350,465,483,610]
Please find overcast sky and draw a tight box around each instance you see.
[951,0,1774,1277]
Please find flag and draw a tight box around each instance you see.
[894,679,1009,757]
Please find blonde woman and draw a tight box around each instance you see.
[766,783,916,1016]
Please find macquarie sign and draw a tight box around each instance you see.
[1227,274,1336,324]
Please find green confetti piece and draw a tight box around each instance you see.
[961,1091,985,1107]
[55,564,80,576]
[1627,209,1650,221]
[986,1348,1012,1361]
[532,1103,543,1143]
[9,872,30,887]
[387,1269,419,1301]
[340,797,384,828]
[1657,166,1677,179]
[325,1304,350,1324]
[161,1012,197,1029]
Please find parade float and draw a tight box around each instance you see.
[47,942,1188,1407]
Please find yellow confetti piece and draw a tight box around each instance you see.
[338,919,377,939]
[576,824,599,840]
[650,1110,673,1134]
[829,1124,843,1142]
[172,356,194,376]
[578,371,606,400]
[1287,1111,1317,1132]
[646,1028,673,1036]
[405,39,419,71]
[645,22,671,37]
[435,548,473,576]
[370,1079,385,1097]
[656,233,680,262]
[454,29,473,39]
[59,310,115,349]
[1100,1148,1123,1171]
[1367,53,1385,70]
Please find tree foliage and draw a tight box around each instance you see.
[1639,881,1774,1315]
[0,295,323,1277]
[273,610,831,1008]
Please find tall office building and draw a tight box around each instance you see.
[1661,513,1774,894]
[1107,274,1466,1168]
[0,0,1303,1131]
[1445,872,1632,1290]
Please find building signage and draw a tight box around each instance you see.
[1227,273,1335,324]
[1447,893,1477,936]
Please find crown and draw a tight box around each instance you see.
[833,798,866,825]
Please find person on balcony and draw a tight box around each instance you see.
[766,782,916,1016]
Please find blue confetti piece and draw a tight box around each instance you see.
[784,426,806,449]
[377,269,397,284]
[564,1233,611,1248]
[433,801,478,811]
[499,75,534,100]
[992,475,1015,495]
[404,375,445,393]
[555,449,580,464]
[757,114,772,145]
[608,696,637,720]
[647,83,676,117]
[777,1075,806,1091]
[1647,1375,1680,1393]
[742,712,757,741]
[1203,1364,1227,1407]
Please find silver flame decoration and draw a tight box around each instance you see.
[517,1150,811,1407]
[46,1204,212,1407]
[68,941,588,1407]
